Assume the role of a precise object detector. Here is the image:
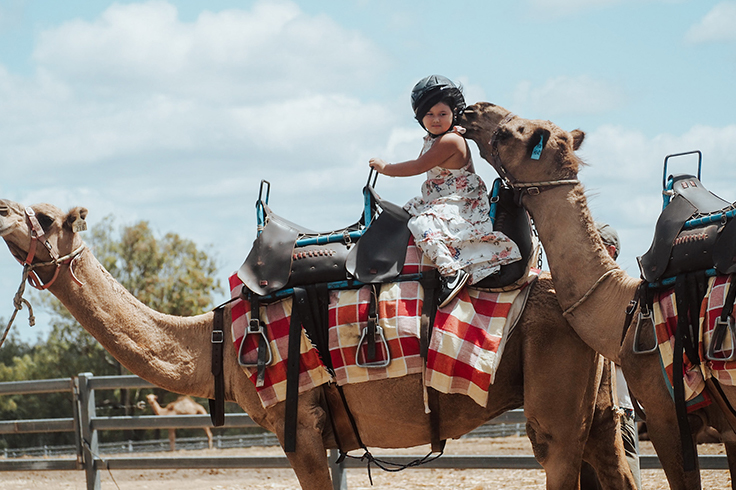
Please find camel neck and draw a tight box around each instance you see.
[524,184,639,362]
[49,248,217,397]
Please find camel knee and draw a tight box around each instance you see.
[526,421,550,462]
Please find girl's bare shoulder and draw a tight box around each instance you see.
[434,131,465,147]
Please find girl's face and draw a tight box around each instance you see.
[422,101,454,135]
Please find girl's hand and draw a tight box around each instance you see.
[369,158,389,174]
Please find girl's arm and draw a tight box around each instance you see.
[369,132,468,177]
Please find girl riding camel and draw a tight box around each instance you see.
[369,75,521,307]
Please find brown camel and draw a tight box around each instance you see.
[0,198,635,489]
[145,394,214,450]
[460,102,736,490]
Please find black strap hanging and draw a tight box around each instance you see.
[209,306,226,427]
[673,274,702,472]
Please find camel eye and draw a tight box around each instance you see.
[0,206,8,217]
[36,213,54,231]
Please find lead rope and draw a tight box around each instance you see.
[82,439,121,490]
[0,266,36,349]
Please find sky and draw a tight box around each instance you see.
[0,0,734,343]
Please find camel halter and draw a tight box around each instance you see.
[489,112,580,204]
[1,207,86,348]
[489,112,616,316]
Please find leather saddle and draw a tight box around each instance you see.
[238,178,537,297]
[638,173,736,283]
[238,185,412,296]
[474,180,537,290]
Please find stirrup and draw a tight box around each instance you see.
[238,318,273,367]
[632,306,658,354]
[706,316,736,362]
[355,324,391,368]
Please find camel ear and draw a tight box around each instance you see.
[65,207,88,233]
[571,129,585,151]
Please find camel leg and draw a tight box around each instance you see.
[204,427,213,450]
[580,362,637,490]
[522,317,605,489]
[621,350,701,489]
[269,390,334,490]
[168,428,176,451]
[724,442,736,490]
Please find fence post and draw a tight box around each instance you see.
[77,372,101,490]
[72,377,84,468]
[329,448,347,490]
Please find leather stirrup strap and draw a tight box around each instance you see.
[250,296,268,387]
[621,282,645,345]
[418,270,444,451]
[209,306,226,427]
[673,275,698,472]
[367,284,378,360]
[284,288,310,453]
[419,270,441,358]
[427,387,445,453]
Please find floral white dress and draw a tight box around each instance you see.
[404,129,522,284]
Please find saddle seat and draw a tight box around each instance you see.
[638,173,736,283]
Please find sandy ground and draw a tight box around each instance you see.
[0,436,731,489]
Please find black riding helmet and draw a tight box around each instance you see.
[411,75,465,130]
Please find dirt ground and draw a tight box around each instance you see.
[0,436,731,489]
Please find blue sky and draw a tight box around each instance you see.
[0,0,734,342]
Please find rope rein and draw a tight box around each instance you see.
[563,268,618,317]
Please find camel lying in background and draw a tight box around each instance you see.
[0,198,634,489]
[460,101,736,490]
[145,394,214,450]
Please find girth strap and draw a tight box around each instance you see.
[419,270,441,359]
[672,272,706,472]
[418,269,444,452]
[209,306,226,427]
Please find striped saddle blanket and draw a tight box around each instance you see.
[230,240,538,409]
[653,274,736,410]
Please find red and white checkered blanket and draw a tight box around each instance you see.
[231,239,538,408]
[652,274,736,410]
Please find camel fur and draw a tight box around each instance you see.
[0,198,635,489]
[460,101,736,490]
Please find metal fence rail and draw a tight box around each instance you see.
[0,374,728,490]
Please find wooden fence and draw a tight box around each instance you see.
[0,373,728,490]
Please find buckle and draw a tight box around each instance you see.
[526,187,540,196]
[211,330,224,344]
[248,318,265,333]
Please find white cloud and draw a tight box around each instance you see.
[511,75,626,118]
[575,123,736,275]
[685,1,736,44]
[0,0,392,188]
[32,0,385,101]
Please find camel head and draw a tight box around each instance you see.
[0,199,88,287]
[146,394,158,404]
[459,102,586,185]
